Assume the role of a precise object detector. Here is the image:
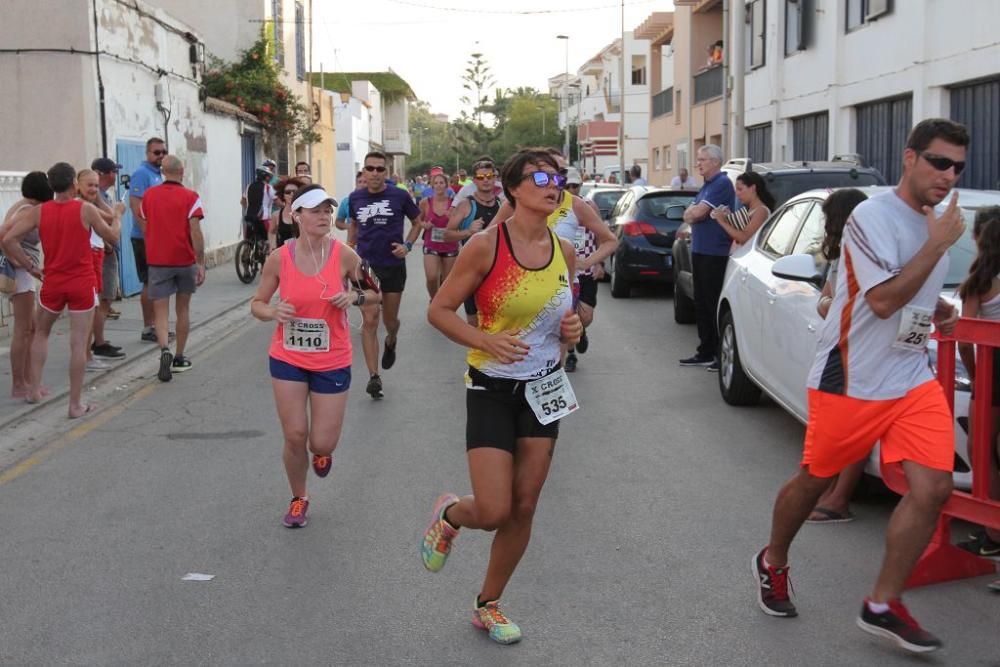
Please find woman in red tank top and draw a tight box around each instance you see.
[419,169,459,299]
[251,185,381,529]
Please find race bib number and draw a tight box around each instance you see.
[525,369,579,426]
[891,305,933,352]
[431,227,447,243]
[283,318,330,352]
[573,228,587,253]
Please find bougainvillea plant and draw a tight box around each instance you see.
[203,38,320,145]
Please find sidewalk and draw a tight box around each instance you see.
[0,262,255,429]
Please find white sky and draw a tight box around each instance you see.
[311,0,669,120]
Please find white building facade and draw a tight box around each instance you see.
[333,81,382,200]
[552,31,651,177]
[737,0,1000,188]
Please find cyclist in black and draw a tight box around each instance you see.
[244,164,276,247]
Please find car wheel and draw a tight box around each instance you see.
[718,309,761,406]
[610,255,630,298]
[672,265,696,324]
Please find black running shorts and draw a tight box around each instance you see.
[466,367,560,453]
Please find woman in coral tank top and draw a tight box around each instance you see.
[251,185,381,529]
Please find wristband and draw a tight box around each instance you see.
[405,241,413,252]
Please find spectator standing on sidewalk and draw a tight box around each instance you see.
[129,138,166,343]
[670,168,697,189]
[680,144,735,370]
[140,155,206,382]
[955,207,1000,558]
[0,171,53,398]
[2,162,121,418]
[92,158,123,328]
[76,169,125,371]
[630,164,647,186]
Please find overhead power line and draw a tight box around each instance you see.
[383,0,656,15]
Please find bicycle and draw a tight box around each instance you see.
[235,220,269,284]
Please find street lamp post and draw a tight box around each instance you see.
[557,34,570,161]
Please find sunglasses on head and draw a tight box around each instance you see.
[523,171,567,189]
[364,165,387,173]
[152,149,168,156]
[473,172,495,181]
[918,151,965,175]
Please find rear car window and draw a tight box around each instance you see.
[592,190,625,211]
[765,172,883,207]
[638,194,696,218]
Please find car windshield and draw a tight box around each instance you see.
[943,208,981,288]
[639,193,696,218]
[766,172,883,207]
[592,190,626,211]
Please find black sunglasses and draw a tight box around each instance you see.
[364,165,387,173]
[152,149,168,156]
[524,171,567,189]
[919,151,965,175]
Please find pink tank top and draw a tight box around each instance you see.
[268,238,352,371]
[422,197,459,254]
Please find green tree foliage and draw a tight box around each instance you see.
[409,87,572,177]
[203,38,319,145]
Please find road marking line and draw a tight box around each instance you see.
[0,383,158,487]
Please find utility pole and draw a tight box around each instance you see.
[557,35,570,160]
[618,0,626,184]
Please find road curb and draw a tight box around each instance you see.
[0,296,251,434]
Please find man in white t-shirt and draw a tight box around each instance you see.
[751,118,969,654]
[670,168,697,189]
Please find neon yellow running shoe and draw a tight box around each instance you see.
[421,493,459,572]
[472,598,522,645]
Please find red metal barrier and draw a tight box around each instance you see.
[880,317,1000,588]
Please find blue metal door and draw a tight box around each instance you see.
[241,133,256,191]
[115,140,147,296]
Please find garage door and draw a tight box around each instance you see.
[746,123,772,162]
[792,112,828,162]
[856,96,911,184]
[950,77,1000,190]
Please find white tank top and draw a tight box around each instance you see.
[980,286,1000,320]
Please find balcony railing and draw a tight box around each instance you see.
[652,87,673,118]
[383,128,411,156]
[693,66,723,104]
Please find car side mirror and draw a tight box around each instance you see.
[771,254,824,289]
[665,205,686,219]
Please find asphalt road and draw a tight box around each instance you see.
[0,260,996,666]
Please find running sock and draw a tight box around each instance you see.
[476,595,496,609]
[442,504,459,530]
[866,600,890,614]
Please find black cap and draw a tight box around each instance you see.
[91,157,122,173]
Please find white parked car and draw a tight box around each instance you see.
[716,186,998,490]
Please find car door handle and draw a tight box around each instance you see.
[807,323,816,333]
[740,267,748,283]
[766,289,777,304]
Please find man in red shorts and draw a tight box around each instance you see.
[1,162,121,418]
[751,119,970,653]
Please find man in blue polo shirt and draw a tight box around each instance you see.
[680,144,735,370]
[349,150,423,399]
[129,137,166,342]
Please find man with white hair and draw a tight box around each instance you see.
[680,144,735,370]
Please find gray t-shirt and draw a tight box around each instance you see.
[808,189,948,400]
